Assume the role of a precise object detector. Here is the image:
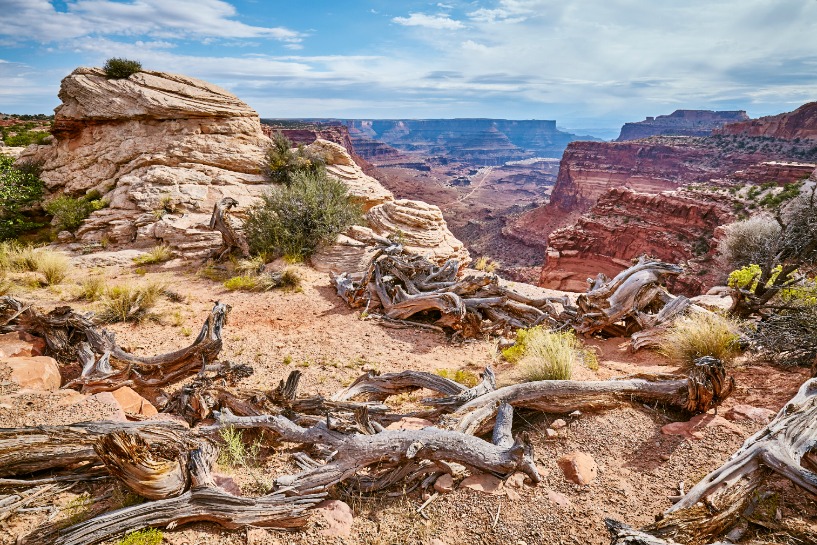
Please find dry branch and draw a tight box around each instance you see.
[209,196,250,261]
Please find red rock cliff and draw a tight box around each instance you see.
[716,102,817,140]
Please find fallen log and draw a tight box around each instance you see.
[209,403,540,495]
[446,357,734,434]
[22,441,323,545]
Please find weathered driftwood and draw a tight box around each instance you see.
[210,404,540,495]
[605,377,817,545]
[333,249,568,338]
[22,442,324,545]
[1,297,229,392]
[332,369,467,402]
[446,358,734,434]
[209,196,250,261]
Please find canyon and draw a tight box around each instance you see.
[616,110,748,141]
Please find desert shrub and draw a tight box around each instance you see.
[103,58,142,79]
[0,156,44,240]
[435,368,480,387]
[33,250,71,284]
[133,244,173,265]
[44,191,107,232]
[717,214,781,270]
[116,528,162,545]
[4,131,50,147]
[244,171,361,260]
[505,327,586,381]
[263,132,327,185]
[751,300,817,367]
[98,282,163,323]
[658,311,741,368]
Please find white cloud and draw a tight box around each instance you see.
[392,13,464,30]
[0,0,302,42]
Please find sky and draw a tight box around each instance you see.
[1,0,816,138]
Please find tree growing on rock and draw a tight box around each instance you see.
[103,58,142,79]
[263,132,327,185]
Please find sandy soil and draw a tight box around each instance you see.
[2,256,814,545]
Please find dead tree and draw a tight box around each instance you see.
[208,197,250,261]
[607,378,817,545]
[0,297,229,392]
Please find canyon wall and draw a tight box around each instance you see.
[617,110,748,141]
[716,102,817,140]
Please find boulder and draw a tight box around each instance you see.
[724,404,776,423]
[460,472,503,494]
[660,413,743,440]
[111,386,158,417]
[0,332,45,358]
[75,392,128,422]
[557,451,598,485]
[0,356,61,391]
[433,473,454,494]
[314,499,353,537]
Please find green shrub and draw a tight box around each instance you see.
[658,311,741,368]
[116,528,162,545]
[104,58,142,79]
[0,156,44,240]
[44,191,107,232]
[263,132,327,185]
[244,171,361,260]
[4,131,50,147]
[435,368,479,387]
[223,267,301,292]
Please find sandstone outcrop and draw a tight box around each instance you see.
[716,101,817,140]
[311,199,470,273]
[617,110,748,141]
[538,188,733,293]
[21,67,467,265]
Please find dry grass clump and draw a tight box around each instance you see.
[658,311,742,368]
[508,327,586,381]
[98,281,164,323]
[76,276,106,301]
[0,242,71,285]
[435,368,480,387]
[223,266,301,292]
[473,256,499,273]
[132,244,173,265]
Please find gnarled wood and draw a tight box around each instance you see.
[209,196,250,261]
[332,369,467,402]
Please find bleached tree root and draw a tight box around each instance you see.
[607,378,817,545]
[21,442,324,545]
[210,402,540,495]
[446,358,734,434]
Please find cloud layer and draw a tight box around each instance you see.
[1,0,816,134]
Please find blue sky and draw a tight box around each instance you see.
[1,0,816,137]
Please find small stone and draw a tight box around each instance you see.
[0,332,44,358]
[56,230,75,243]
[111,386,158,417]
[460,473,503,494]
[557,451,598,485]
[0,356,61,391]
[661,413,743,440]
[569,410,582,417]
[724,404,776,423]
[433,473,454,494]
[660,454,671,461]
[550,418,567,430]
[430,539,449,545]
[212,473,241,495]
[314,499,354,537]
[505,472,528,489]
[546,489,573,507]
[545,428,558,439]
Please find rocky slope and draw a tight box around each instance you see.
[617,110,748,141]
[20,68,466,264]
[716,101,817,140]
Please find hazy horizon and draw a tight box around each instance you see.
[2,0,816,139]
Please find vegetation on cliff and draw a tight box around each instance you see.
[0,156,44,240]
[103,57,143,79]
[263,132,327,185]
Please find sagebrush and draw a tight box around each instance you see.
[658,311,741,367]
[263,132,326,185]
[506,327,590,381]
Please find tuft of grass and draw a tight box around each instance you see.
[34,250,71,284]
[435,368,480,387]
[98,282,163,323]
[115,528,162,545]
[218,426,257,468]
[223,267,301,292]
[76,276,106,301]
[658,311,742,368]
[223,275,259,291]
[507,327,586,382]
[62,493,92,527]
[133,244,173,266]
[0,243,71,285]
[180,326,193,337]
[473,256,499,273]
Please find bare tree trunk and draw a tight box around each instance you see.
[208,197,250,261]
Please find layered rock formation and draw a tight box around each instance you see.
[539,188,733,293]
[716,102,817,140]
[617,110,748,141]
[19,67,467,264]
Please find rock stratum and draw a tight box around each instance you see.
[617,110,748,141]
[21,67,467,264]
[507,104,817,295]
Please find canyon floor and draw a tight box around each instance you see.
[2,254,815,545]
